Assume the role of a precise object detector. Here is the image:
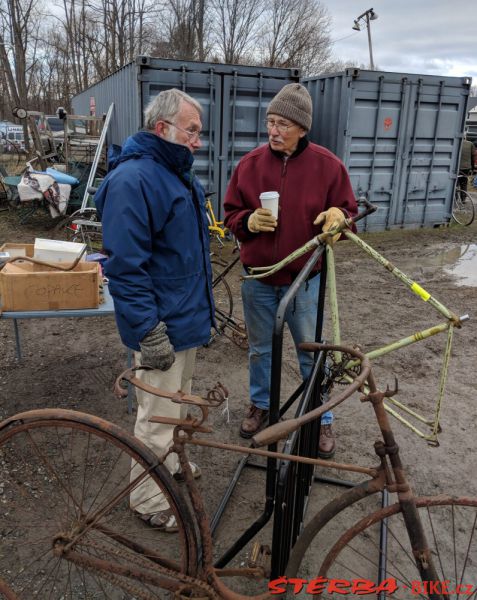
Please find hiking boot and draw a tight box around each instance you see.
[173,461,202,483]
[240,405,269,439]
[318,424,336,459]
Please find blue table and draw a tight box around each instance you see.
[1,284,134,412]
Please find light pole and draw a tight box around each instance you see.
[352,8,378,70]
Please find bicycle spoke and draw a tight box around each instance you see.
[0,415,198,598]
[452,189,475,226]
[295,499,477,600]
[458,508,477,589]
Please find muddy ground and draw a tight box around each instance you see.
[0,197,476,596]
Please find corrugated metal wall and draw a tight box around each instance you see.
[72,62,140,149]
[304,69,471,230]
[72,57,299,216]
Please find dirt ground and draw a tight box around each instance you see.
[0,198,476,597]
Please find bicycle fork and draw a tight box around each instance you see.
[365,373,444,600]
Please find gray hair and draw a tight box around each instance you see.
[143,89,202,130]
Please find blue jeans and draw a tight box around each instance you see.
[241,274,332,425]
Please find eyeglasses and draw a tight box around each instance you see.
[162,120,202,141]
[264,118,297,134]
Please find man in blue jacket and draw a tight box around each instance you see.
[95,88,214,532]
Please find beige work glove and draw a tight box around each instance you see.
[248,208,277,233]
[313,207,346,244]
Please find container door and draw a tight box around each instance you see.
[343,74,411,231]
[342,72,468,230]
[395,78,466,228]
[141,68,222,202]
[219,74,290,219]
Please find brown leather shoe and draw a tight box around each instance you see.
[318,424,336,459]
[240,405,269,439]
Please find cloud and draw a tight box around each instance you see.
[325,0,476,79]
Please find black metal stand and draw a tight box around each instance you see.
[212,244,389,579]
[214,245,329,569]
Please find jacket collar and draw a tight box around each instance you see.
[117,131,194,179]
[269,136,309,160]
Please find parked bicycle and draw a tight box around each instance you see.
[451,173,475,226]
[0,342,475,599]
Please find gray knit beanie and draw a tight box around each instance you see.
[267,83,313,131]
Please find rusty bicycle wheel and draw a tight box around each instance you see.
[287,495,477,599]
[0,409,199,599]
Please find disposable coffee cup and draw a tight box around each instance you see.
[259,191,279,219]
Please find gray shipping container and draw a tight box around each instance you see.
[304,69,471,230]
[72,56,299,217]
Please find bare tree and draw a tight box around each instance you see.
[29,27,82,111]
[0,0,338,117]
[0,0,42,146]
[256,0,331,75]
[319,58,365,75]
[210,0,262,64]
[151,0,212,61]
[70,0,162,76]
[51,0,93,93]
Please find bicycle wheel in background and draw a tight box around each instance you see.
[70,227,104,253]
[211,259,234,333]
[287,496,477,600]
[452,189,475,226]
[54,207,97,236]
[0,409,199,599]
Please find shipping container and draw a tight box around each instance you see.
[72,56,299,217]
[303,69,471,230]
[466,107,477,145]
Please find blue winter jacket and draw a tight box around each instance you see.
[95,131,214,351]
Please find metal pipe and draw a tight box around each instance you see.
[80,103,114,211]
[366,12,375,70]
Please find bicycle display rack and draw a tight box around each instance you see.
[212,200,467,578]
[213,245,330,577]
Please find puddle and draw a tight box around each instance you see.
[443,244,477,287]
[395,244,477,287]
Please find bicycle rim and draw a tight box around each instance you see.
[0,409,199,599]
[452,191,475,226]
[293,496,477,599]
[211,260,234,332]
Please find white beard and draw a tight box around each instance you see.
[164,128,178,144]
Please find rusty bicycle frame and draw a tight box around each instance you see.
[4,343,455,599]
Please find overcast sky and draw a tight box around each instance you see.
[324,1,476,82]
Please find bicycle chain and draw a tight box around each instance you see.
[327,350,363,385]
[74,536,219,599]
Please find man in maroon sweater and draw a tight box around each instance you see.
[224,83,357,458]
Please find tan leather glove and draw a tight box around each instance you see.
[313,207,346,244]
[248,208,277,233]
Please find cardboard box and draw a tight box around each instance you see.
[0,260,100,311]
[0,243,35,259]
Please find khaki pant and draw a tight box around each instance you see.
[130,347,197,515]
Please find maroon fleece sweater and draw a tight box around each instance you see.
[224,141,358,285]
